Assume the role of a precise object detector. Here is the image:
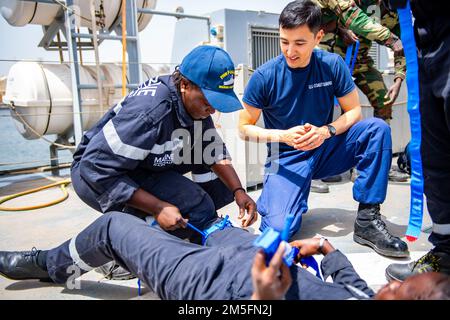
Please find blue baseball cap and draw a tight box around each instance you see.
[179,45,243,113]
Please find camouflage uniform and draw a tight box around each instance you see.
[315,0,406,120]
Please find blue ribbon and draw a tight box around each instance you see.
[280,214,322,279]
[344,43,354,66]
[186,215,233,245]
[137,279,141,296]
[344,40,360,75]
[348,40,360,75]
[335,40,360,106]
[397,1,424,240]
[186,222,206,238]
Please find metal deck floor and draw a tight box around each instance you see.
[0,169,432,300]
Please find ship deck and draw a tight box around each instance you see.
[0,165,432,300]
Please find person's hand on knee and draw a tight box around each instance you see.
[235,189,258,227]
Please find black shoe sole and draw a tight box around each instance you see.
[310,188,330,194]
[0,270,52,282]
[353,234,410,258]
[385,269,405,282]
[321,177,342,183]
[388,177,409,182]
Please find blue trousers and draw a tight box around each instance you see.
[258,118,392,238]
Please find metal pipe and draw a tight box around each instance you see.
[19,0,55,4]
[137,8,211,43]
[206,18,211,44]
[137,8,210,21]
[78,84,139,89]
[89,0,103,113]
[72,32,137,41]
[56,31,64,63]
[77,28,83,65]
[126,0,143,87]
[65,0,83,147]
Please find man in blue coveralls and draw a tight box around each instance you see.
[239,0,408,257]
[71,45,257,238]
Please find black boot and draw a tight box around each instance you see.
[0,248,52,281]
[321,174,342,183]
[388,169,409,182]
[311,179,329,193]
[385,249,450,282]
[353,204,409,258]
[350,168,359,182]
[95,261,136,280]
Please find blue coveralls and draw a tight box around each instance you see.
[45,212,374,300]
[242,51,392,239]
[71,75,233,230]
[258,118,392,238]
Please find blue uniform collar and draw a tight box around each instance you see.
[167,75,194,127]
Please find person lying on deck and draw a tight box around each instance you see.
[0,212,448,300]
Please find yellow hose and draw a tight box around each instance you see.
[0,179,71,211]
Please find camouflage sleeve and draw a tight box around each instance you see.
[393,55,406,80]
[322,0,398,48]
[380,9,406,80]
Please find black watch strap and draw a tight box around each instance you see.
[327,124,336,138]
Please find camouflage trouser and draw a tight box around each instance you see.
[354,64,391,120]
[319,37,392,120]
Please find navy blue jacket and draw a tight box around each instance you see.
[72,75,229,212]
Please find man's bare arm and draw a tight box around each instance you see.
[330,88,363,135]
[238,103,310,146]
[238,103,286,143]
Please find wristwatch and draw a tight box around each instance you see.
[326,124,336,138]
[318,236,328,254]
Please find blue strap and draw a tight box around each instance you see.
[137,279,141,296]
[199,215,233,245]
[280,214,322,279]
[186,222,206,238]
[152,216,232,245]
[152,218,205,236]
[335,41,359,106]
[397,1,424,241]
[300,256,322,280]
[349,40,360,75]
[344,43,354,67]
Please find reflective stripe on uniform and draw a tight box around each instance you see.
[150,138,182,154]
[103,120,151,160]
[113,102,123,114]
[191,171,218,183]
[68,236,94,272]
[433,223,450,235]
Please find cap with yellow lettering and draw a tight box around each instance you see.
[179,45,243,113]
